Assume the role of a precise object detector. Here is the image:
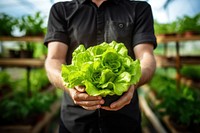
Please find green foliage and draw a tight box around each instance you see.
[154,13,200,35]
[0,71,11,86]
[157,86,200,125]
[154,20,178,35]
[29,69,50,93]
[148,72,176,99]
[0,91,56,124]
[149,72,200,125]
[0,71,16,92]
[0,13,17,36]
[17,12,46,36]
[32,43,47,58]
[14,68,50,93]
[18,42,47,58]
[62,41,141,97]
[181,65,200,80]
[177,14,200,34]
[0,69,58,125]
[0,12,47,36]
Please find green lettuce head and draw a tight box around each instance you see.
[61,41,141,97]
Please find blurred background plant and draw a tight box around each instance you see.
[17,12,46,36]
[0,13,17,36]
[154,13,200,36]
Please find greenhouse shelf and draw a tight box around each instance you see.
[139,85,167,133]
[140,85,198,133]
[156,34,200,90]
[0,58,44,67]
[0,99,61,133]
[0,36,44,42]
[162,116,189,133]
[156,35,200,44]
[0,36,46,95]
[0,36,62,133]
[155,55,200,68]
[140,85,175,133]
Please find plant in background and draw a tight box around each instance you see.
[181,65,200,81]
[157,87,194,124]
[29,68,50,93]
[166,21,178,35]
[155,13,200,36]
[154,20,178,35]
[17,11,46,36]
[0,71,17,98]
[18,42,35,58]
[0,72,12,98]
[192,91,200,125]
[154,20,168,35]
[177,13,200,35]
[14,68,50,93]
[0,13,17,36]
[149,71,200,129]
[0,71,12,88]
[33,42,48,59]
[148,73,176,99]
[18,41,47,59]
[0,69,58,125]
[0,91,56,125]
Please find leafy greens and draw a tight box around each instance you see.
[61,41,141,97]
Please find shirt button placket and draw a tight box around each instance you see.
[96,7,105,133]
[96,8,104,44]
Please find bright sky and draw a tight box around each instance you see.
[149,0,200,23]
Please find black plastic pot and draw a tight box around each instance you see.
[9,50,20,58]
[102,95,120,106]
[20,50,33,58]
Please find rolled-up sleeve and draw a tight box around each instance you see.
[44,3,70,46]
[132,2,157,48]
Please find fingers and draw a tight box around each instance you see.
[101,85,136,111]
[74,86,85,92]
[77,100,104,110]
[74,92,101,101]
[75,93,104,110]
[69,88,104,110]
[69,85,136,111]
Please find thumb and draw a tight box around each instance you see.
[74,86,85,92]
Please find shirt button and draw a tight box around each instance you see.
[118,23,124,28]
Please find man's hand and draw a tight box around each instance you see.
[68,86,104,110]
[101,85,136,111]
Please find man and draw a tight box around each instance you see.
[44,0,157,133]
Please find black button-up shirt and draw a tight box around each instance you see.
[44,0,157,133]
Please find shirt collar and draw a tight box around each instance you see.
[76,0,120,5]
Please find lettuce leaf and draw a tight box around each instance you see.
[61,41,141,97]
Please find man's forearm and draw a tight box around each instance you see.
[45,58,69,92]
[136,53,156,88]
